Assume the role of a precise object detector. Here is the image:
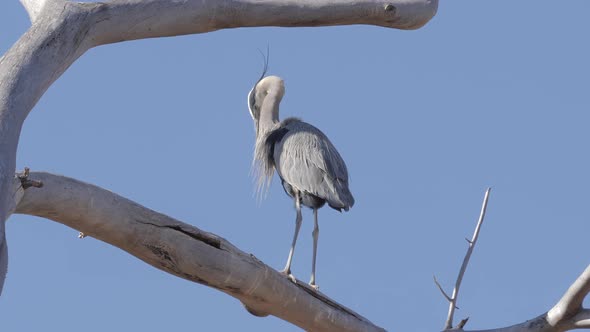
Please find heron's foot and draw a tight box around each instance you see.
[280,269,297,284]
[309,282,320,291]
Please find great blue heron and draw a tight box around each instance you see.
[248,63,354,290]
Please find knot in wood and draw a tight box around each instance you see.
[384,3,396,14]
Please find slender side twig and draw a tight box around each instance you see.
[444,188,491,330]
[17,167,43,189]
[457,317,469,329]
[434,275,453,303]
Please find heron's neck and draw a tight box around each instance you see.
[258,100,280,134]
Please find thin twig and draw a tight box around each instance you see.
[433,275,454,303]
[18,167,43,189]
[457,317,469,329]
[444,188,491,330]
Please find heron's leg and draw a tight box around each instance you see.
[309,208,320,290]
[281,191,302,279]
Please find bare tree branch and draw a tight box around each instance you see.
[442,188,491,330]
[88,0,438,46]
[13,171,385,332]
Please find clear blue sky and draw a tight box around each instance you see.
[1,1,590,331]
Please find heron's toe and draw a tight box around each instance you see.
[280,269,297,284]
[309,282,320,291]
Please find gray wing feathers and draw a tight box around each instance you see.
[274,119,354,210]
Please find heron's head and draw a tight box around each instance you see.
[248,76,285,132]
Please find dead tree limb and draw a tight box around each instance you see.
[12,171,385,332]
[440,188,491,329]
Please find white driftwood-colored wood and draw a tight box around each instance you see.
[11,173,590,332]
[89,0,439,46]
[442,189,491,329]
[14,172,385,332]
[0,0,437,299]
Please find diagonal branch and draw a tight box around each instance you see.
[13,171,385,332]
[443,188,491,330]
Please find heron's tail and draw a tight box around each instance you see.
[327,179,354,212]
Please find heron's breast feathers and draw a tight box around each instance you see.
[252,123,289,195]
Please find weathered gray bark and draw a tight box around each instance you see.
[0,0,437,330]
[13,172,385,332]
